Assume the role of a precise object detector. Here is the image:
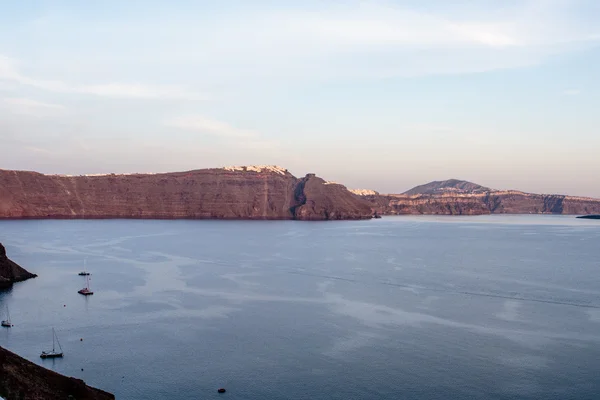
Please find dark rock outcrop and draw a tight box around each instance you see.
[0,345,114,400]
[0,166,373,221]
[0,243,36,289]
[577,215,600,219]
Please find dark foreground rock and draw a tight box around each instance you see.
[0,243,36,289]
[0,346,114,400]
[0,166,373,221]
[577,215,600,219]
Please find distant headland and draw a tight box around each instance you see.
[1,166,600,219]
[0,243,37,289]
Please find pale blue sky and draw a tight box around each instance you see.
[1,0,599,196]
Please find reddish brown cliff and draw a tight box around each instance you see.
[0,243,36,289]
[0,166,373,221]
[0,345,114,400]
[292,174,374,220]
[360,180,600,216]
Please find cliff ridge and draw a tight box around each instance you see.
[0,166,374,221]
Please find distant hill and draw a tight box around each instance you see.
[403,179,491,196]
[357,179,600,216]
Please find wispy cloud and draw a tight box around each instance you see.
[4,1,598,89]
[563,89,581,96]
[166,115,281,152]
[0,55,206,100]
[24,146,52,154]
[2,97,67,117]
[89,1,597,82]
[165,116,257,138]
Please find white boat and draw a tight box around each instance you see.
[1,306,12,327]
[40,328,63,359]
[78,274,94,295]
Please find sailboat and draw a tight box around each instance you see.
[78,258,90,276]
[78,274,94,295]
[1,306,12,327]
[40,328,63,358]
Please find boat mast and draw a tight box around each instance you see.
[52,328,56,352]
[5,306,9,323]
[55,329,63,353]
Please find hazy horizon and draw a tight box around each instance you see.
[1,1,599,197]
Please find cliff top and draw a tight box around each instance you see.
[220,165,289,175]
[4,165,291,178]
[350,189,379,196]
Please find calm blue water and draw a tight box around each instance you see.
[1,216,600,400]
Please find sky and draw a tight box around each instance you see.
[0,0,599,196]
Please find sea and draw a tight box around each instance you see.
[1,216,600,400]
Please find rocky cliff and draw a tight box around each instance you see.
[0,166,373,221]
[362,180,600,216]
[292,175,374,220]
[0,345,114,400]
[2,168,598,218]
[0,243,36,289]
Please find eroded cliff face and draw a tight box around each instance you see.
[363,192,600,216]
[292,174,374,220]
[3,167,597,219]
[0,243,36,289]
[0,346,114,400]
[0,167,374,221]
[359,179,600,215]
